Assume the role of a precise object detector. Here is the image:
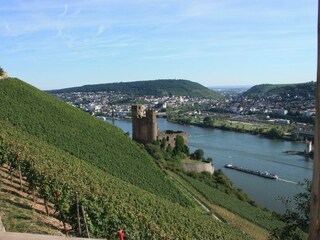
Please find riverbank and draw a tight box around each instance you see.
[167,118,301,142]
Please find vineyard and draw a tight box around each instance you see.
[0,78,192,207]
[0,78,251,238]
[0,120,251,239]
[177,172,284,231]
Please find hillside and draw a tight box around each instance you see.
[0,78,249,239]
[49,79,223,99]
[0,78,190,206]
[242,82,316,98]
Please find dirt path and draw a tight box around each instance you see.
[166,170,269,240]
[166,170,222,222]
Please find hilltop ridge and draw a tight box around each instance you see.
[242,82,316,99]
[48,79,223,99]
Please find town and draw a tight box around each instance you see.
[52,87,315,142]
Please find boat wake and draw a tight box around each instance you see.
[277,178,298,185]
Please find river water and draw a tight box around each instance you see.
[107,118,312,213]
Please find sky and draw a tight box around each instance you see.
[0,0,317,90]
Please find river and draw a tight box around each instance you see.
[107,118,312,213]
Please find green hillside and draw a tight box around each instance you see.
[243,82,316,98]
[49,79,223,99]
[0,78,190,206]
[0,78,250,239]
[0,120,251,239]
[177,172,283,231]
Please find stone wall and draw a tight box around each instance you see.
[183,162,214,174]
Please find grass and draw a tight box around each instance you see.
[177,172,284,231]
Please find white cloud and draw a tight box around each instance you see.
[59,4,68,17]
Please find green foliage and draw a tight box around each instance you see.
[160,137,166,150]
[0,66,3,76]
[190,149,205,160]
[146,137,189,162]
[169,116,192,125]
[145,143,164,160]
[203,116,214,126]
[269,181,310,240]
[0,120,250,239]
[173,135,189,157]
[0,78,191,206]
[177,171,284,231]
[266,128,284,139]
[243,82,316,99]
[49,79,223,99]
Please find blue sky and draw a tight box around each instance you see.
[0,0,317,90]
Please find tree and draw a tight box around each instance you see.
[0,67,3,76]
[270,180,310,240]
[166,145,173,155]
[173,135,186,156]
[203,116,214,126]
[191,149,204,160]
[266,128,283,138]
[171,135,189,159]
[160,138,167,150]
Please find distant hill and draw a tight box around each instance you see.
[0,78,249,239]
[49,79,223,99]
[242,82,316,98]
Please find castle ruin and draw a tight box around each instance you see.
[131,104,187,147]
[158,130,188,148]
[132,104,213,174]
[132,105,158,144]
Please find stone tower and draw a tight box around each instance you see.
[132,104,158,144]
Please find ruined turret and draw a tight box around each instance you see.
[132,104,158,144]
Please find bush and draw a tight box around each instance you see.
[191,149,204,160]
[269,180,310,239]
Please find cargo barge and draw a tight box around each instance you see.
[224,164,278,180]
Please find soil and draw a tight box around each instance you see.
[0,165,71,235]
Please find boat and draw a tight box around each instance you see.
[224,164,279,180]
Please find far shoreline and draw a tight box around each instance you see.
[166,118,308,143]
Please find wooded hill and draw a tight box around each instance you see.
[242,82,316,98]
[49,79,223,99]
[0,78,248,239]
